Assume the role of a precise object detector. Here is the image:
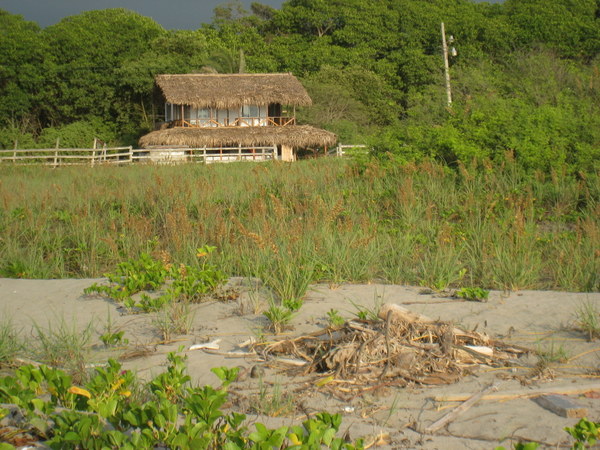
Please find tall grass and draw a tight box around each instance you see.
[0,316,21,365]
[0,158,598,292]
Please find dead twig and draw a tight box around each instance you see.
[424,381,501,434]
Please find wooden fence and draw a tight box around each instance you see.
[329,144,369,157]
[0,145,277,166]
[0,143,370,167]
[0,147,134,166]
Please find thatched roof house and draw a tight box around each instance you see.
[139,73,336,162]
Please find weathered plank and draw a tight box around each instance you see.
[533,394,587,418]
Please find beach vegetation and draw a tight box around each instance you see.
[327,309,346,327]
[574,301,600,341]
[263,299,294,334]
[565,417,600,449]
[0,160,597,293]
[0,317,21,366]
[31,317,94,383]
[455,287,489,302]
[0,352,363,449]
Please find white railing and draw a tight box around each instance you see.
[0,147,134,166]
[172,117,296,128]
[141,146,277,164]
[0,145,277,166]
[329,144,369,157]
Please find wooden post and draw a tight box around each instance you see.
[13,140,17,163]
[54,138,60,168]
[441,22,452,107]
[281,145,294,162]
[92,137,97,166]
[129,146,133,163]
[238,144,242,160]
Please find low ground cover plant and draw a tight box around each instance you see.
[565,417,600,449]
[455,287,489,302]
[496,418,600,450]
[84,245,226,311]
[0,352,364,449]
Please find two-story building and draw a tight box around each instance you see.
[138,73,336,162]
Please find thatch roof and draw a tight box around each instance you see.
[156,73,312,109]
[139,126,336,149]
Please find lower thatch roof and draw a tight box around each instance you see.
[139,126,337,149]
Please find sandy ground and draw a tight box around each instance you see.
[1,277,599,449]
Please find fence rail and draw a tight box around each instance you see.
[0,143,364,166]
[329,144,369,157]
[0,145,276,166]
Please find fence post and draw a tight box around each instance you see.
[53,138,60,168]
[129,146,133,163]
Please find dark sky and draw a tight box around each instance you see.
[1,0,502,30]
[0,0,286,30]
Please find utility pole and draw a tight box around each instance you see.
[441,22,452,107]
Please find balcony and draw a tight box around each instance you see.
[170,116,296,128]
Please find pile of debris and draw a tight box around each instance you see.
[254,304,529,391]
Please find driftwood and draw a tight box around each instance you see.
[434,382,600,402]
[252,303,529,392]
[424,382,502,434]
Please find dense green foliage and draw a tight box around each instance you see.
[0,159,598,291]
[1,0,599,170]
[0,354,363,449]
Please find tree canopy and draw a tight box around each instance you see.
[0,0,599,171]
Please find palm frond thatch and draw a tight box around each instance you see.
[139,126,336,149]
[156,73,313,109]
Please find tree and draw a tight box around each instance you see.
[504,0,600,59]
[0,10,45,128]
[41,9,165,132]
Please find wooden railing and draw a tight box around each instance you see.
[170,116,296,128]
[183,145,276,163]
[329,144,369,157]
[0,145,277,166]
[0,147,134,166]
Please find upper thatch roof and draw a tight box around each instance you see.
[156,73,312,109]
[139,126,336,149]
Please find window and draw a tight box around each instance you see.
[241,105,259,118]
